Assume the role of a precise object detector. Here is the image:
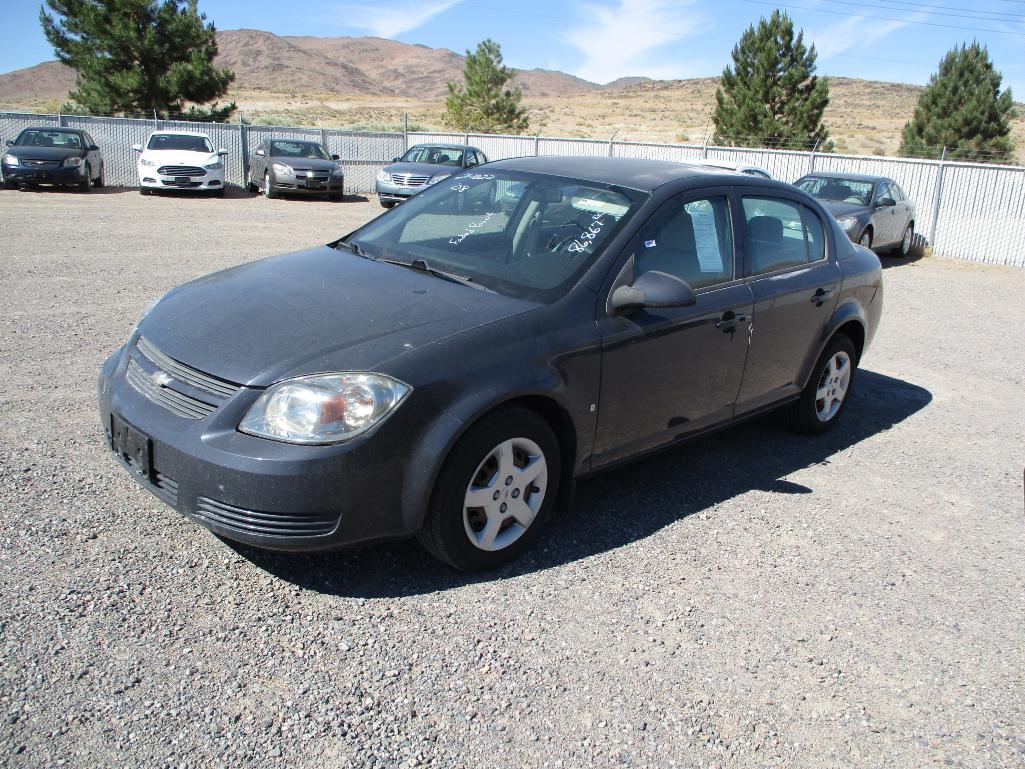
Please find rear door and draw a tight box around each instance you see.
[734,191,842,415]
[593,188,754,467]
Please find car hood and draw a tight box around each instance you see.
[271,156,337,171]
[8,145,83,161]
[817,200,869,218]
[384,161,460,178]
[138,245,540,387]
[140,149,219,166]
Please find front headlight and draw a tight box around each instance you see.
[838,215,859,231]
[140,158,156,167]
[331,165,344,177]
[427,173,451,185]
[272,163,292,175]
[63,156,84,168]
[240,373,410,444]
[204,160,223,170]
[376,169,391,183]
[2,154,17,165]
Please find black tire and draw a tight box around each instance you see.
[78,167,91,192]
[858,228,872,249]
[895,223,914,257]
[786,334,858,435]
[94,164,104,188]
[417,406,561,571]
[380,200,395,208]
[264,171,277,199]
[139,187,151,196]
[247,179,258,193]
[328,191,343,201]
[212,187,226,198]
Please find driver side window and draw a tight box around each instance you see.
[633,195,734,290]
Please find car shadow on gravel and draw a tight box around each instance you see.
[227,369,932,597]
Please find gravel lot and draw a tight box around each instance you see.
[1,186,1023,769]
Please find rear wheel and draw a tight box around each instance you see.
[417,406,560,571]
[787,335,857,435]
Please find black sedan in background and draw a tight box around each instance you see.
[2,126,105,191]
[795,172,915,256]
[247,138,344,200]
[99,157,882,571]
[375,143,488,207]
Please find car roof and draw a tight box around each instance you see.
[409,143,478,151]
[20,126,83,134]
[487,155,781,192]
[147,130,211,138]
[799,170,889,183]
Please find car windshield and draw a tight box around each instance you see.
[798,176,875,205]
[147,134,213,153]
[343,170,647,302]
[15,129,82,149]
[400,146,464,166]
[271,141,330,160]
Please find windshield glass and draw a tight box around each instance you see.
[400,146,464,166]
[345,170,647,302]
[271,140,330,160]
[147,134,213,153]
[15,129,83,149]
[798,176,875,205]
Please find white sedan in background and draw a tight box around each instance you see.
[132,131,228,196]
[691,159,773,179]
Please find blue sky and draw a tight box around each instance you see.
[3,0,1024,96]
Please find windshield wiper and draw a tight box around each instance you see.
[376,257,495,293]
[334,239,370,259]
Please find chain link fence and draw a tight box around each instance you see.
[2,111,1022,267]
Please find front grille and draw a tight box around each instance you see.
[193,497,338,538]
[292,168,331,181]
[157,165,206,177]
[24,159,61,167]
[126,359,216,419]
[137,337,240,398]
[152,471,179,506]
[390,173,429,187]
[160,180,203,188]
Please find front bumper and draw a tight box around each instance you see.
[97,341,414,551]
[2,161,86,185]
[274,171,344,194]
[138,166,225,191]
[375,180,427,202]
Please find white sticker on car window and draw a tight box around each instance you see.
[644,239,657,248]
[687,201,724,273]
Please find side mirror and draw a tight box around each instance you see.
[392,156,401,163]
[878,197,896,207]
[255,148,265,156]
[609,271,698,314]
[217,148,228,156]
[331,154,340,161]
[89,144,99,151]
[131,143,142,152]
[4,139,13,146]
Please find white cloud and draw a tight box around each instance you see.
[810,13,918,60]
[336,0,460,38]
[568,0,710,84]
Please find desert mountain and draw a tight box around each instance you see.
[0,28,618,102]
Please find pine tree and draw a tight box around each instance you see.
[40,0,235,120]
[712,10,830,150]
[899,43,1016,163]
[444,39,529,134]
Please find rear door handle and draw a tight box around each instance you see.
[716,312,749,332]
[811,288,833,306]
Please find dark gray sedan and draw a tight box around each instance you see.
[248,138,344,200]
[795,172,916,256]
[2,126,104,191]
[99,157,882,571]
[375,143,488,207]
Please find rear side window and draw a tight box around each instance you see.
[633,195,734,290]
[742,197,826,275]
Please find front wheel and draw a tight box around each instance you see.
[896,223,914,257]
[417,406,560,571]
[78,167,91,192]
[858,229,872,249]
[94,165,104,188]
[380,199,395,208]
[264,171,277,199]
[787,335,857,435]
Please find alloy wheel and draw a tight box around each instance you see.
[462,437,548,551]
[901,226,913,255]
[815,350,851,422]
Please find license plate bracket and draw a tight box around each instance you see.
[175,176,190,185]
[110,415,152,479]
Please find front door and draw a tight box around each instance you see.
[593,190,753,467]
[734,192,842,414]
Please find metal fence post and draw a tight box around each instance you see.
[809,139,820,174]
[58,108,64,127]
[929,147,947,247]
[402,113,409,152]
[238,115,249,190]
[608,130,619,157]
[534,130,541,156]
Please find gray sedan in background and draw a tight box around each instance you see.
[248,138,344,200]
[375,143,488,207]
[795,172,916,256]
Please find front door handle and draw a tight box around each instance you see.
[716,312,749,332]
[810,288,833,306]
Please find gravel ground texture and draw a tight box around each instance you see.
[1,187,1024,769]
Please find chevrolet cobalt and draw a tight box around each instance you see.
[99,157,883,571]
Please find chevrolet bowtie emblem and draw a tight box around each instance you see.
[151,370,173,388]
